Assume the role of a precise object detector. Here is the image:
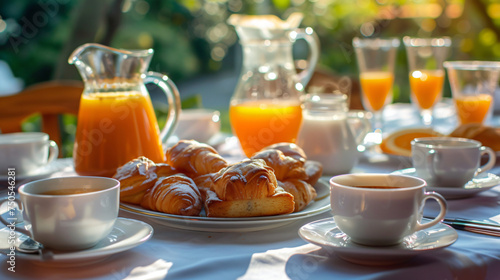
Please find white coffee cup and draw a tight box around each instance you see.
[0,132,59,176]
[330,173,447,246]
[173,108,221,143]
[1,176,120,251]
[411,137,496,187]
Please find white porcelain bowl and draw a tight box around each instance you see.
[173,109,221,143]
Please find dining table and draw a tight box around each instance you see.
[1,101,500,280]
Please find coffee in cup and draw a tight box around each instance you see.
[411,137,496,187]
[0,132,59,176]
[330,173,447,246]
[0,176,120,251]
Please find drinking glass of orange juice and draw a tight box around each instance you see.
[404,37,451,126]
[444,61,500,125]
[353,37,400,141]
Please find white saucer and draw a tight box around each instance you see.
[8,218,153,267]
[299,217,458,266]
[391,168,500,199]
[0,158,73,184]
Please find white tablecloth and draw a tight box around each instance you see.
[1,103,500,280]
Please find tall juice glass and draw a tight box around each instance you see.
[404,37,451,126]
[353,37,399,142]
[444,61,500,125]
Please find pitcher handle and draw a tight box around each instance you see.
[143,71,181,143]
[293,28,320,87]
[346,110,373,146]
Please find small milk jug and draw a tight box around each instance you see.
[69,43,181,177]
[297,93,372,174]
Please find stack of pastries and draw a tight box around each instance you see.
[449,123,500,151]
[113,140,323,217]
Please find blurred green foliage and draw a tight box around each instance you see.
[2,0,498,96]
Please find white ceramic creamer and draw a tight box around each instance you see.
[297,94,372,175]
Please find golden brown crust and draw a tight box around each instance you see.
[165,140,228,178]
[141,174,202,216]
[212,159,278,200]
[151,163,178,178]
[113,157,158,204]
[278,179,317,212]
[203,159,295,217]
[449,124,500,151]
[202,187,295,217]
[260,142,307,163]
[251,149,308,181]
[193,173,215,201]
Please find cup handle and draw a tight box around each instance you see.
[143,71,181,144]
[0,198,31,237]
[47,140,59,163]
[415,191,447,232]
[293,28,320,87]
[476,146,496,175]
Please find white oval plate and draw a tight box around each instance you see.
[120,179,331,232]
[8,218,153,267]
[299,217,458,266]
[391,168,500,199]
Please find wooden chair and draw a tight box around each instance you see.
[0,80,83,156]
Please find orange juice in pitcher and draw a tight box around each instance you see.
[230,100,303,157]
[227,13,319,157]
[69,44,180,177]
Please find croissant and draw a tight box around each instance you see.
[151,163,178,178]
[251,149,308,181]
[141,174,202,216]
[202,159,295,217]
[193,173,216,201]
[278,179,317,212]
[165,140,228,178]
[449,123,500,151]
[113,157,158,204]
[261,142,307,164]
[258,143,323,185]
[303,160,323,186]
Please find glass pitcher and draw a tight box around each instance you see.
[228,13,319,157]
[69,43,180,177]
[296,93,372,175]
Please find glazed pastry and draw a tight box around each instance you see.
[202,159,295,217]
[278,179,317,212]
[251,149,308,181]
[165,140,228,178]
[449,123,500,151]
[141,174,202,216]
[113,157,158,204]
[260,142,307,163]
[303,160,323,186]
[151,163,178,178]
[259,142,323,185]
[193,173,215,201]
